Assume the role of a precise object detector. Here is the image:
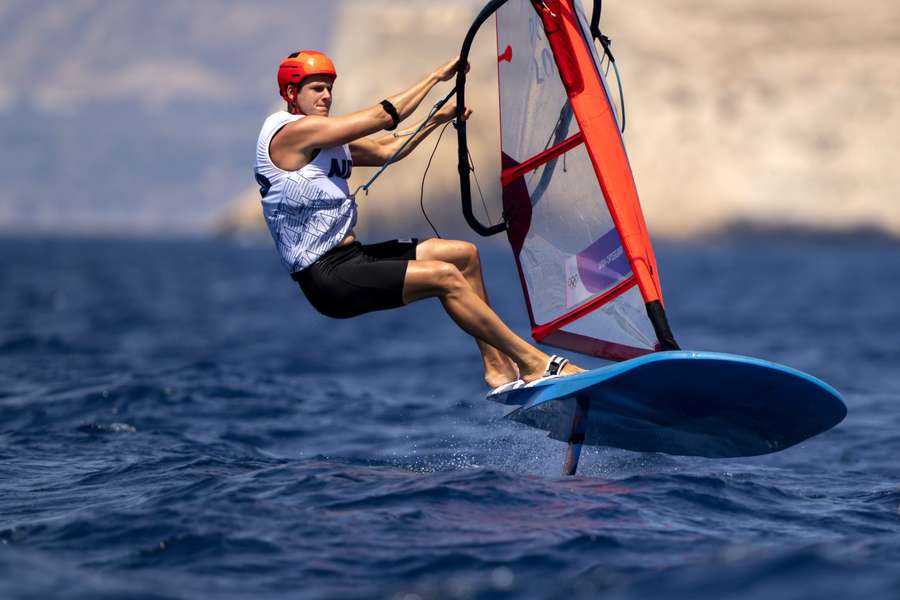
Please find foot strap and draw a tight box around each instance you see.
[487,379,524,397]
[544,355,570,378]
[523,355,572,389]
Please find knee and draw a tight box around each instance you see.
[461,241,478,262]
[457,241,480,273]
[433,261,467,295]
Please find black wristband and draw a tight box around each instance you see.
[380,99,400,131]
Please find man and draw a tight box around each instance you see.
[254,50,582,393]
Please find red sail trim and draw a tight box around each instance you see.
[500,132,584,188]
[532,275,637,339]
[540,329,653,361]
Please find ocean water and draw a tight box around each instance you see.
[1,234,898,600]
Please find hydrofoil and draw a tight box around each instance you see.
[488,351,846,474]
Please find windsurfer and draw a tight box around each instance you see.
[254,50,583,390]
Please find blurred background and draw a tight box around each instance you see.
[2,0,898,241]
[3,4,899,599]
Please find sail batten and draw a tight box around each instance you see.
[500,132,584,187]
[532,276,637,337]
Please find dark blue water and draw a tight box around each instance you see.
[1,234,898,599]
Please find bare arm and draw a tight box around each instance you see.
[272,57,463,164]
[350,103,472,167]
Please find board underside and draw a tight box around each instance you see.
[491,351,847,457]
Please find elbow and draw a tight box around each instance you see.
[372,105,394,132]
[377,144,397,166]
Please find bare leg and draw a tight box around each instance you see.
[402,255,583,386]
[415,239,517,387]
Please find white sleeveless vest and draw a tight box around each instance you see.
[254,111,356,273]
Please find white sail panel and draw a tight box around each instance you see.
[497,1,575,163]
[496,0,660,359]
[558,287,659,350]
[517,142,627,325]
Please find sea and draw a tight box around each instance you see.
[1,233,898,600]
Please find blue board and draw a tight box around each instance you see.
[490,351,846,458]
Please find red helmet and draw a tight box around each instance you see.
[277,50,337,101]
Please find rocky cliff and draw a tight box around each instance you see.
[2,0,897,238]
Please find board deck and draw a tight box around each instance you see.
[489,351,846,458]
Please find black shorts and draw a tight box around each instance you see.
[292,239,419,319]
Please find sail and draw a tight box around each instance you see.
[492,0,675,361]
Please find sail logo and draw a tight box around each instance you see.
[564,235,630,309]
[594,246,625,274]
[527,13,556,84]
[328,159,353,179]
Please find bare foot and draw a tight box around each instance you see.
[562,363,586,376]
[520,358,585,384]
[482,349,519,389]
[485,365,520,389]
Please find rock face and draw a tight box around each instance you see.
[225,0,900,239]
[614,0,900,237]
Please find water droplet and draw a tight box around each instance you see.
[491,566,514,590]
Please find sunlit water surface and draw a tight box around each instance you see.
[1,235,898,599]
